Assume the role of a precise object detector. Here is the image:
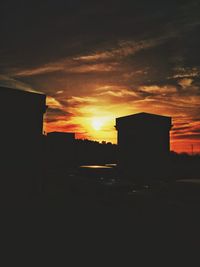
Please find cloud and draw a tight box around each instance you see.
[1,0,200,151]
[67,96,98,105]
[178,78,193,88]
[173,133,200,140]
[10,28,180,79]
[74,30,181,62]
[45,121,84,134]
[172,67,200,79]
[139,85,177,94]
[46,96,62,109]
[96,85,139,98]
[56,90,64,94]
[0,74,40,93]
[68,63,118,73]
[13,59,119,77]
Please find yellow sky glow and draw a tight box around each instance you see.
[44,82,200,154]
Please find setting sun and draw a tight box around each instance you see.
[92,118,103,131]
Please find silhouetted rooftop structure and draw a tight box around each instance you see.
[0,86,47,204]
[116,112,172,130]
[47,132,75,141]
[46,132,76,168]
[0,86,47,136]
[115,112,172,181]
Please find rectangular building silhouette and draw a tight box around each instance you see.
[46,132,76,168]
[0,87,47,203]
[115,112,172,181]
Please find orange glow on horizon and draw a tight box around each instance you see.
[44,85,200,154]
[44,118,200,154]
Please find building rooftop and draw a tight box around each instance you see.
[0,86,45,97]
[0,86,46,110]
[116,112,172,129]
[116,112,171,120]
[0,86,46,101]
[47,132,75,138]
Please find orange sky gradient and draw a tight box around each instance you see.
[43,81,200,154]
[1,1,200,154]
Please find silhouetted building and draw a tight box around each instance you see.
[115,112,172,181]
[0,86,47,204]
[75,139,117,165]
[47,132,75,141]
[46,132,76,168]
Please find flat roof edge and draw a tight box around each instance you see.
[116,112,171,121]
[0,86,45,97]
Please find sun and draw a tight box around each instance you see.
[91,118,103,131]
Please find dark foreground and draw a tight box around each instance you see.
[2,166,200,263]
[31,168,200,260]
[4,164,200,212]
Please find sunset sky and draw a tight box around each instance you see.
[0,0,200,153]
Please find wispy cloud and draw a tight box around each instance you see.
[1,0,200,152]
[46,96,62,109]
[12,31,178,78]
[178,78,193,88]
[74,33,177,63]
[13,58,118,77]
[171,67,200,79]
[0,74,40,93]
[139,85,177,94]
